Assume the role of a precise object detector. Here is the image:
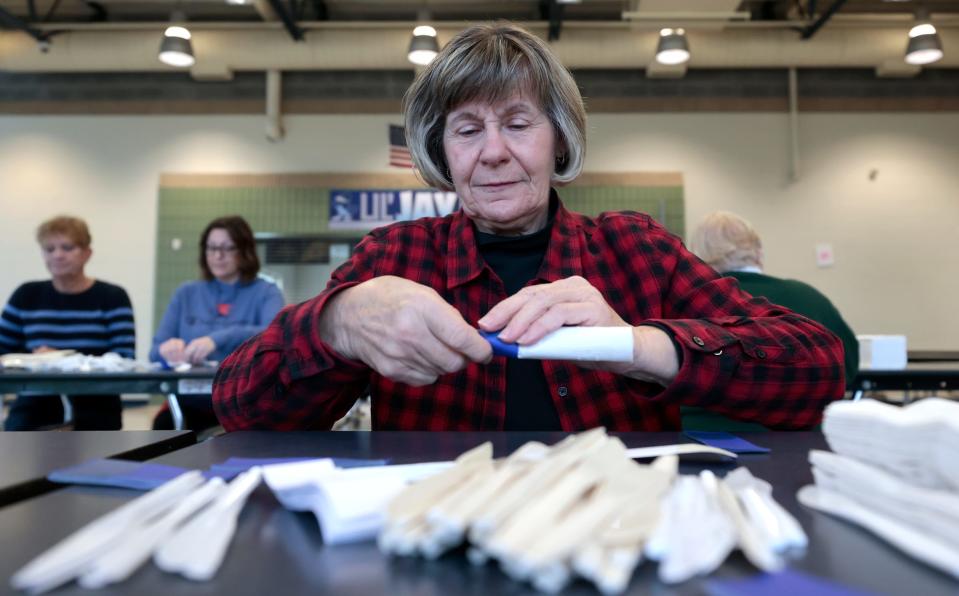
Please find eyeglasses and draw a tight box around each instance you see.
[205,244,238,255]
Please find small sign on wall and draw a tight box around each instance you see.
[328,189,460,230]
[815,243,835,268]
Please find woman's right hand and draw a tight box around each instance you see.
[318,276,492,386]
[158,338,187,365]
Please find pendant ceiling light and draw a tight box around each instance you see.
[158,12,195,68]
[904,10,943,66]
[408,25,439,66]
[656,28,690,66]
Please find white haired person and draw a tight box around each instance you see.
[213,23,844,432]
[691,210,858,387]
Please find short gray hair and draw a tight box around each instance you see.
[690,211,763,273]
[402,22,587,191]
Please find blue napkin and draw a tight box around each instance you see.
[49,456,391,490]
[706,569,878,596]
[205,457,390,480]
[48,459,189,490]
[683,430,771,454]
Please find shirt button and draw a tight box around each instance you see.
[756,349,766,359]
[557,386,568,397]
[693,336,705,347]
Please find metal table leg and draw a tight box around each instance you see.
[59,394,74,425]
[167,393,185,431]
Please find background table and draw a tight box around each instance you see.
[0,369,217,430]
[0,431,194,508]
[851,362,959,400]
[1,431,955,595]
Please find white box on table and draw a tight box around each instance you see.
[857,334,907,370]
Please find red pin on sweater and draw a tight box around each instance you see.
[217,303,231,317]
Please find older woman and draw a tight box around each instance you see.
[0,216,135,430]
[214,23,844,432]
[150,215,283,429]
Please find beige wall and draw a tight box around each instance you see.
[1,112,957,358]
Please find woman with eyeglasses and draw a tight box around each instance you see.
[150,215,283,429]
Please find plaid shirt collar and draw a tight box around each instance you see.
[445,189,586,290]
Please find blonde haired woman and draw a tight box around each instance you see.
[0,216,134,430]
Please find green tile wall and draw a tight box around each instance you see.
[155,184,684,331]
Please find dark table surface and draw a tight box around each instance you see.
[853,362,959,392]
[1,431,955,596]
[0,369,217,396]
[0,431,195,508]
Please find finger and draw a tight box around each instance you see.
[424,305,492,364]
[381,329,467,377]
[413,336,469,375]
[496,284,590,342]
[162,344,184,363]
[198,344,212,361]
[364,327,449,379]
[184,341,203,364]
[373,356,439,387]
[396,369,440,387]
[478,292,528,333]
[513,302,602,345]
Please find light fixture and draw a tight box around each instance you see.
[158,12,195,68]
[655,28,690,66]
[408,24,439,66]
[904,9,943,66]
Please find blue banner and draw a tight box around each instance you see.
[329,189,460,230]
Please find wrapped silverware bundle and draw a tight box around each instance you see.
[799,398,959,580]
[11,469,262,594]
[379,428,807,594]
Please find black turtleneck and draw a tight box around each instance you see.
[475,209,562,431]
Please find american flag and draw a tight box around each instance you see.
[389,124,415,169]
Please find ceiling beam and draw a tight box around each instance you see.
[310,0,327,20]
[801,0,849,40]
[266,0,305,40]
[540,0,563,41]
[0,4,50,42]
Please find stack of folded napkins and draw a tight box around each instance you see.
[799,398,959,579]
[1,350,77,370]
[0,351,143,373]
[261,459,453,545]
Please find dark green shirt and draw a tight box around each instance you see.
[726,271,858,387]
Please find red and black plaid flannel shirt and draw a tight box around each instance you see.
[213,196,845,431]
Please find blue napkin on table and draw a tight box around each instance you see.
[205,457,390,480]
[48,456,391,490]
[706,569,878,596]
[683,430,771,454]
[48,459,188,491]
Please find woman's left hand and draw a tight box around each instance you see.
[478,276,679,385]
[183,336,216,365]
[478,276,628,344]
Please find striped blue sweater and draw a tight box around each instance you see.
[0,280,135,359]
